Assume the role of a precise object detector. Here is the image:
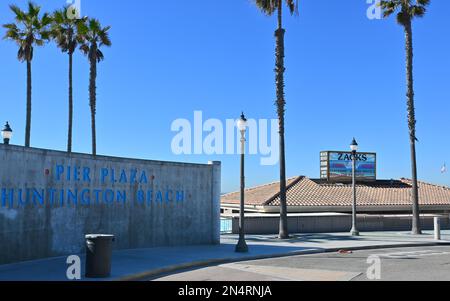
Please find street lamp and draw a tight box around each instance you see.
[350,138,360,236]
[235,112,248,253]
[1,122,12,145]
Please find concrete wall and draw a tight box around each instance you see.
[0,145,221,264]
[230,213,450,234]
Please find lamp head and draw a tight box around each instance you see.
[237,112,248,132]
[1,122,12,144]
[350,137,358,152]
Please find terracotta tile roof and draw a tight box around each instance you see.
[221,177,302,206]
[221,176,450,208]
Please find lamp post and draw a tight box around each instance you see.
[235,112,248,253]
[1,122,13,145]
[350,138,360,236]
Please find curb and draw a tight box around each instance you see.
[116,240,450,281]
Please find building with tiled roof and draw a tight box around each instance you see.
[221,176,450,214]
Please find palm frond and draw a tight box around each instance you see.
[410,5,426,18]
[417,0,430,6]
[96,49,104,62]
[99,26,112,47]
[50,7,81,54]
[3,23,21,41]
[53,9,64,24]
[286,0,298,16]
[254,0,277,16]
[2,1,51,61]
[17,46,26,61]
[379,0,430,21]
[78,18,111,62]
[9,4,26,22]
[41,13,53,27]
[28,2,36,15]
[79,44,89,55]
[89,19,101,33]
[379,0,401,18]
[253,0,299,16]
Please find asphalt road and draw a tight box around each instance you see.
[151,246,450,281]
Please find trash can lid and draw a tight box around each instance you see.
[85,234,115,240]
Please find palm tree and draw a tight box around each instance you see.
[253,0,298,239]
[51,7,86,153]
[78,18,111,156]
[3,2,52,147]
[379,0,430,235]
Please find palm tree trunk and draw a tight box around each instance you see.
[25,59,32,147]
[275,0,289,239]
[404,20,421,235]
[89,54,97,156]
[68,53,73,153]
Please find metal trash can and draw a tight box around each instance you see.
[85,234,115,278]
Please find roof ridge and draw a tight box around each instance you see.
[401,178,450,191]
[419,180,450,191]
[221,176,301,197]
[263,176,305,206]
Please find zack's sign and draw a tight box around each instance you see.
[320,151,377,182]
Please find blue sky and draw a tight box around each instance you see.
[1,0,449,193]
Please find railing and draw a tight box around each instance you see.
[220,217,233,234]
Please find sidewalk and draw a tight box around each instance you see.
[0,231,449,281]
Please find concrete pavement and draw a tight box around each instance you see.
[0,231,449,281]
[153,246,450,286]
[154,245,450,281]
[153,262,363,281]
